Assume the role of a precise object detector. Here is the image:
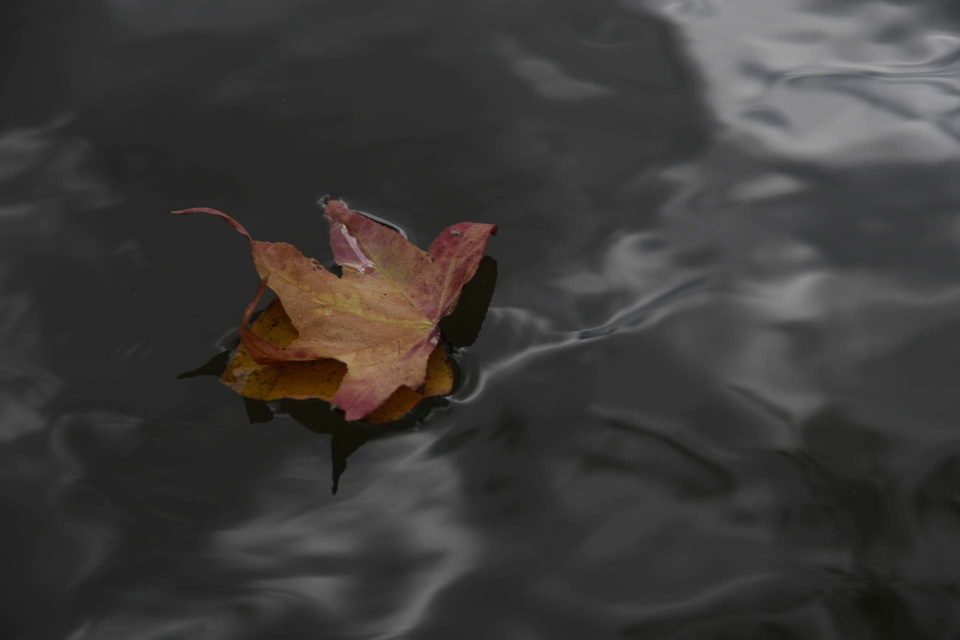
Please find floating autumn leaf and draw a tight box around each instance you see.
[175,198,496,421]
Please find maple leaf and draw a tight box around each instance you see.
[175,199,496,420]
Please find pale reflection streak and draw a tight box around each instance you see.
[494,36,615,101]
[460,276,709,403]
[638,0,960,164]
[201,434,478,640]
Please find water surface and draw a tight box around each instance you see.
[3,0,960,638]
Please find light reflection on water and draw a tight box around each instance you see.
[3,0,960,638]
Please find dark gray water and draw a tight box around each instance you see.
[4,0,960,638]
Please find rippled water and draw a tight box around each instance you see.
[4,0,960,638]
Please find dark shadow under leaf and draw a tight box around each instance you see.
[440,256,497,347]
